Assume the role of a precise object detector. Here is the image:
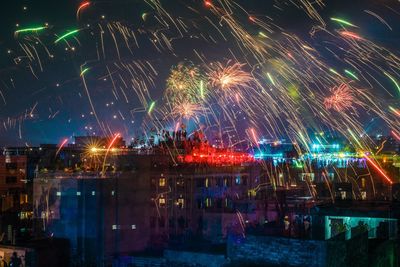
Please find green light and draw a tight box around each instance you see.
[200,80,205,98]
[294,160,303,168]
[384,72,400,94]
[259,31,268,38]
[329,68,340,76]
[330,17,357,28]
[80,68,90,76]
[344,69,359,80]
[148,101,156,115]
[55,29,80,44]
[267,72,275,86]
[15,26,47,35]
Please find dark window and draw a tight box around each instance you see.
[196,199,203,209]
[150,178,157,189]
[196,179,205,188]
[159,216,165,228]
[6,176,17,184]
[150,217,156,228]
[216,198,222,208]
[242,176,248,185]
[177,179,185,187]
[5,163,17,170]
[169,218,175,228]
[216,177,223,187]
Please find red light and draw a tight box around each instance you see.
[340,31,363,40]
[364,154,393,184]
[204,1,213,7]
[249,16,256,23]
[392,130,400,141]
[178,143,254,165]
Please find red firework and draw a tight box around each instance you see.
[324,83,354,112]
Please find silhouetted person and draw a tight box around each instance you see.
[9,252,21,267]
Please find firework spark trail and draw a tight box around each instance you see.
[4,0,400,193]
[55,138,69,157]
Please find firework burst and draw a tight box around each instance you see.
[208,61,253,91]
[171,102,203,120]
[324,83,355,112]
[166,62,203,105]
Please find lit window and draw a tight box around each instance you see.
[111,191,115,196]
[76,192,81,196]
[92,191,96,196]
[361,191,367,200]
[177,198,184,208]
[159,178,166,187]
[159,196,166,206]
[300,173,315,182]
[112,225,118,230]
[361,178,366,188]
[205,178,209,187]
[56,192,61,196]
[206,198,212,207]
[235,176,241,185]
[131,225,136,230]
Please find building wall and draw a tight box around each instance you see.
[227,232,370,267]
[0,155,27,194]
[228,235,328,267]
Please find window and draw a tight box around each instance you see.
[159,178,166,187]
[216,198,222,208]
[76,192,81,196]
[197,199,203,209]
[6,176,17,184]
[224,177,231,187]
[177,179,185,186]
[361,178,366,188]
[216,177,223,187]
[205,178,210,187]
[196,179,205,188]
[150,217,156,228]
[92,191,96,196]
[235,176,241,185]
[177,197,184,208]
[242,176,247,185]
[5,163,17,170]
[150,178,156,189]
[131,225,136,230]
[205,198,212,208]
[159,216,165,228]
[299,173,315,182]
[361,191,367,200]
[19,212,32,220]
[159,196,166,206]
[56,192,61,196]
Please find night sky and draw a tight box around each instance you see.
[0,0,399,146]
